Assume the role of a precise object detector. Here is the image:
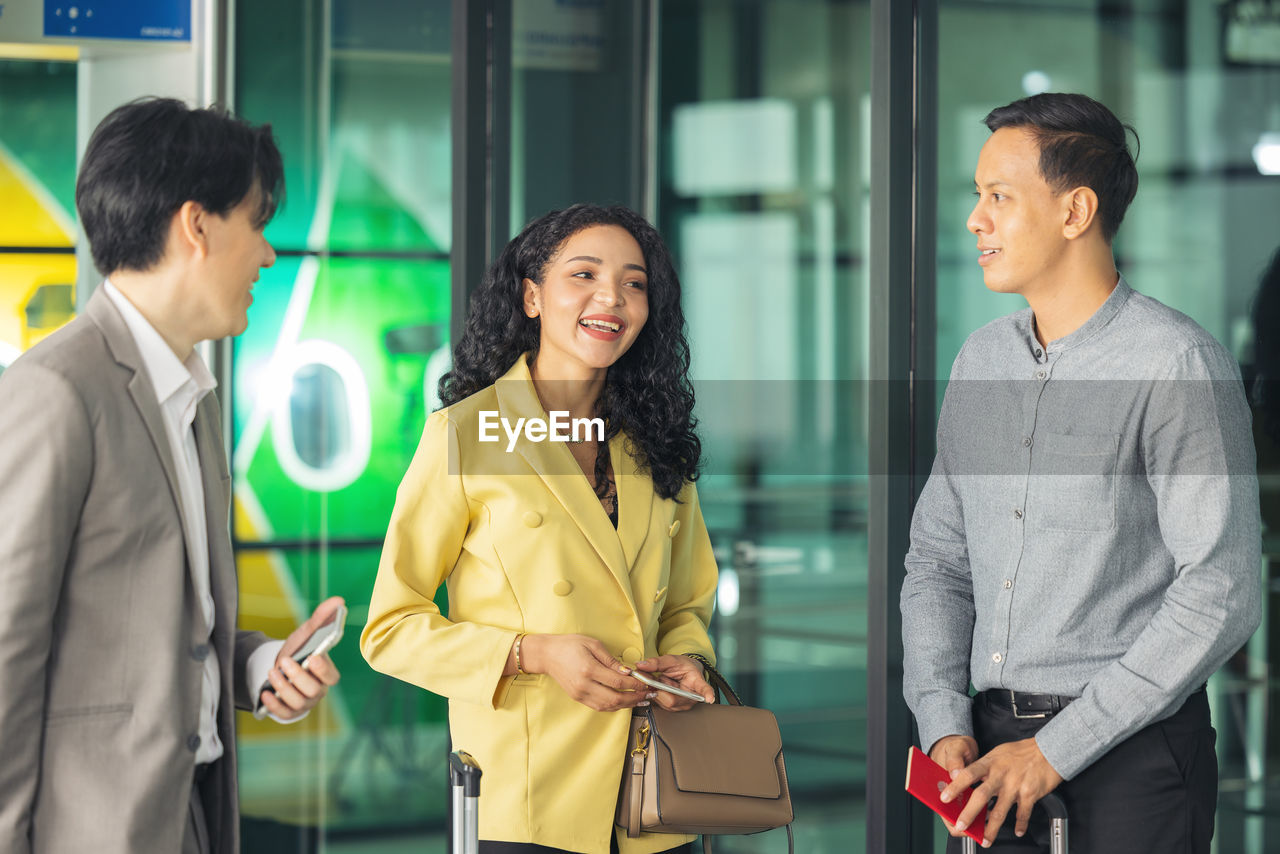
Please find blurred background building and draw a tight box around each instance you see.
[1,0,1278,851]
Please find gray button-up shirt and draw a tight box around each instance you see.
[902,276,1262,780]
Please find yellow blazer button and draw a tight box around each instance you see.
[553,580,573,596]
[653,586,668,602]
[668,520,681,537]
[523,511,542,528]
[622,646,643,663]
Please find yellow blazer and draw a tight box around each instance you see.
[361,355,718,854]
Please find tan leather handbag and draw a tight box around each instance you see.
[615,664,794,854]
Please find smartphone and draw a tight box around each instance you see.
[254,605,347,717]
[289,604,347,664]
[629,669,709,703]
[905,746,987,844]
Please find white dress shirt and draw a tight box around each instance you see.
[103,282,285,764]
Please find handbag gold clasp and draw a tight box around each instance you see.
[631,721,651,756]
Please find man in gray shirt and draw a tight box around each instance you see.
[902,93,1261,852]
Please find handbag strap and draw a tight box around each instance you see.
[625,717,650,838]
[626,750,644,837]
[701,824,793,854]
[695,658,743,707]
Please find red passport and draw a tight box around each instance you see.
[905,746,988,844]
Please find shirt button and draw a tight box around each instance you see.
[191,643,210,661]
[1013,508,1023,520]
[187,734,202,752]
[1035,349,1043,358]
[622,646,643,663]
[1003,579,1012,589]
[523,511,542,528]
[1036,370,1047,380]
[552,580,573,596]
[1022,437,1032,448]
[992,653,1003,663]
[668,520,682,538]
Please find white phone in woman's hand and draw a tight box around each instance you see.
[629,669,708,703]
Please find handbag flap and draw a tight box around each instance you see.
[648,704,784,799]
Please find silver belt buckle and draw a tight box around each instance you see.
[1010,690,1049,720]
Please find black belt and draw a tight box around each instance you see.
[980,683,1207,720]
[980,689,1076,719]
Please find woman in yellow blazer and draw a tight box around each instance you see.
[362,204,718,854]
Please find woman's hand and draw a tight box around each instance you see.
[520,634,653,712]
[632,654,716,711]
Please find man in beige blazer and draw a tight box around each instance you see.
[0,98,342,854]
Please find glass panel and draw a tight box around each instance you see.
[288,362,353,470]
[509,0,646,226]
[0,59,78,220]
[234,2,451,847]
[0,59,78,367]
[237,0,452,254]
[657,1,871,849]
[235,546,449,840]
[0,255,77,367]
[231,256,449,543]
[933,2,1280,850]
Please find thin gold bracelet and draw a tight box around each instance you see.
[514,633,528,675]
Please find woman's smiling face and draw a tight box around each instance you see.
[523,224,650,374]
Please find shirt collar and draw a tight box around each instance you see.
[102,280,216,407]
[1020,272,1132,357]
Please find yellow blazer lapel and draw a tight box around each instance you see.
[611,434,653,572]
[492,356,635,611]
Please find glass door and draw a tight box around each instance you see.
[503,1,874,849]
[653,1,872,849]
[931,2,1280,851]
[232,0,453,848]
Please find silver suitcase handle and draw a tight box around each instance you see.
[449,750,483,854]
[961,791,1068,854]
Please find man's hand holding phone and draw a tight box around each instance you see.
[630,654,715,711]
[259,596,345,721]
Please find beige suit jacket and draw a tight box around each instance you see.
[0,287,268,854]
[362,354,719,854]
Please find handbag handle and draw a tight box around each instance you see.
[690,656,743,707]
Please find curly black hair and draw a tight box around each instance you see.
[438,203,700,501]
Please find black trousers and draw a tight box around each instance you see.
[480,841,693,853]
[946,690,1217,853]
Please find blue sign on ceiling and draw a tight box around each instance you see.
[44,0,190,42]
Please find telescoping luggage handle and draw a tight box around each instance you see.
[961,792,1067,854]
[449,750,483,854]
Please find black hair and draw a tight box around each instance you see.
[75,97,284,275]
[439,203,700,501]
[984,93,1139,243]
[1253,248,1280,443]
